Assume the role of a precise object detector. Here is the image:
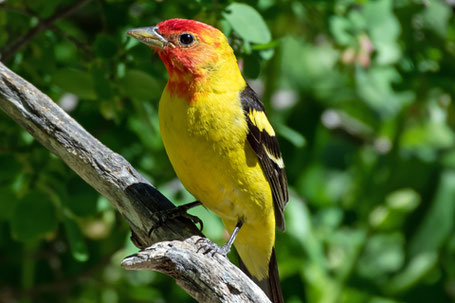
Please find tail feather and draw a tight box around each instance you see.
[238,248,284,303]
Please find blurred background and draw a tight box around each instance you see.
[1,0,455,302]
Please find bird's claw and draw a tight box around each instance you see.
[184,213,204,231]
[148,201,203,237]
[195,237,231,257]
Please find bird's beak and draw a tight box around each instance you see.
[126,26,168,49]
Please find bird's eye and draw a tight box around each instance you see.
[179,33,194,45]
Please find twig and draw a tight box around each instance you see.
[0,4,37,18]
[0,0,94,62]
[49,25,92,56]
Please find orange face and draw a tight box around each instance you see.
[127,19,228,78]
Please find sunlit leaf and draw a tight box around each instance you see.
[223,3,271,44]
[386,188,420,212]
[330,16,354,46]
[363,0,401,64]
[386,252,438,293]
[422,0,452,38]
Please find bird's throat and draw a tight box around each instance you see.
[165,73,205,105]
[165,67,245,105]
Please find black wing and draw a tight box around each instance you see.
[240,84,289,231]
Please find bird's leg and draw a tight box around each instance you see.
[148,201,203,237]
[196,221,244,257]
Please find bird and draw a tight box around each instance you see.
[127,19,289,302]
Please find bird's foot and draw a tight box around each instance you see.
[148,201,203,237]
[195,237,231,257]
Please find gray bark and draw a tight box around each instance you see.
[123,236,270,303]
[0,62,269,303]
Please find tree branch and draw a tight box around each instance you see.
[0,0,94,62]
[123,236,270,303]
[0,62,269,302]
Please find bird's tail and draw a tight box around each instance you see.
[238,248,284,303]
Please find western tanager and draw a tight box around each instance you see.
[127,19,288,302]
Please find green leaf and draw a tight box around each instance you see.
[401,121,455,160]
[363,0,402,64]
[219,19,232,37]
[370,189,421,230]
[330,227,368,281]
[386,252,437,293]
[63,216,89,262]
[355,66,414,117]
[299,165,351,206]
[117,69,160,100]
[286,195,326,270]
[276,123,306,148]
[223,3,271,44]
[330,16,354,46]
[357,233,405,279]
[386,188,420,212]
[422,0,452,38]
[11,192,58,241]
[409,171,455,256]
[53,69,96,100]
[259,48,275,60]
[55,41,78,63]
[280,37,339,91]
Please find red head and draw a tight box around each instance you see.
[128,19,233,77]
[127,19,244,100]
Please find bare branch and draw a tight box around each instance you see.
[122,236,270,303]
[0,0,94,61]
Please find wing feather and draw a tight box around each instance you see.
[240,84,289,231]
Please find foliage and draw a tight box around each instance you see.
[1,0,455,302]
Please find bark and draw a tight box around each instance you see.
[123,236,270,303]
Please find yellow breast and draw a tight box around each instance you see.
[158,87,273,222]
[159,85,276,279]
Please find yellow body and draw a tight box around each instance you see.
[159,83,276,279]
[126,19,286,301]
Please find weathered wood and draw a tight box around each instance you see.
[122,236,270,303]
[0,62,269,302]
